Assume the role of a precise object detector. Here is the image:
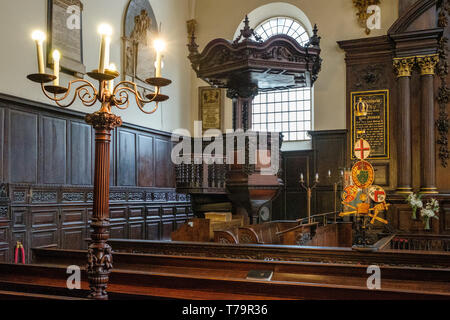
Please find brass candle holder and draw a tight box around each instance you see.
[27,45,171,300]
[327,170,345,223]
[299,173,319,225]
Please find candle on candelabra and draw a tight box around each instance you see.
[300,173,304,183]
[315,173,319,182]
[98,24,112,73]
[52,50,61,86]
[328,170,331,178]
[108,63,116,93]
[31,30,46,74]
[153,39,166,77]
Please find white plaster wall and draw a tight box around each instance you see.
[0,0,192,132]
[190,0,399,135]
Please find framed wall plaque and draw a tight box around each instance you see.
[47,0,86,77]
[199,87,224,132]
[350,89,389,160]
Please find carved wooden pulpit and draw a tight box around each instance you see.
[186,16,322,224]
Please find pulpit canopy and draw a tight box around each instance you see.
[188,16,322,98]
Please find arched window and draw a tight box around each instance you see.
[253,17,310,46]
[251,17,312,142]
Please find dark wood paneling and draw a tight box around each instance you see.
[0,108,4,182]
[117,130,137,186]
[9,110,38,184]
[129,222,144,239]
[155,139,174,188]
[41,116,66,184]
[110,224,127,239]
[161,221,173,240]
[70,122,92,185]
[137,135,154,187]
[31,230,58,249]
[61,228,84,250]
[146,221,161,240]
[0,93,192,263]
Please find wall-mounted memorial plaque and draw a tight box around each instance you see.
[350,89,389,160]
[47,0,85,76]
[199,87,224,132]
[122,0,158,95]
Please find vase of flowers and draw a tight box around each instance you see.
[420,198,439,231]
[406,193,423,220]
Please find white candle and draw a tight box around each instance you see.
[315,173,319,182]
[108,63,116,93]
[98,24,112,73]
[328,170,331,177]
[300,173,304,182]
[190,0,196,19]
[32,30,46,73]
[52,50,61,86]
[153,39,166,77]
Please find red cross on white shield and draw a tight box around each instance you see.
[354,139,371,160]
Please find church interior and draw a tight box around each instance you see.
[0,0,449,302]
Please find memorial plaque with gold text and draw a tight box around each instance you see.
[199,87,223,132]
[351,90,389,160]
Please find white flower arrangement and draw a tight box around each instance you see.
[421,198,439,220]
[406,193,423,219]
[420,198,440,230]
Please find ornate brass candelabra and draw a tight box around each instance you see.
[299,173,319,224]
[27,32,171,300]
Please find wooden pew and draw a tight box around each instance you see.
[108,239,450,268]
[213,221,352,247]
[237,221,299,244]
[25,247,450,300]
[171,214,244,242]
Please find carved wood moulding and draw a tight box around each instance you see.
[437,1,450,168]
[353,0,381,35]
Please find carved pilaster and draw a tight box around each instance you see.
[393,57,415,78]
[85,111,122,300]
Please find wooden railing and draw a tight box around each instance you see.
[175,156,227,192]
[297,211,341,226]
[386,234,450,252]
[174,132,283,195]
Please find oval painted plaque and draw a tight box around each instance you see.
[352,160,374,189]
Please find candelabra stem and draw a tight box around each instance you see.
[85,111,122,300]
[307,188,312,224]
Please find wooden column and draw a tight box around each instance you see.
[393,57,415,194]
[417,54,439,194]
[228,86,258,131]
[85,111,122,300]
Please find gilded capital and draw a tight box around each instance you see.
[416,54,439,76]
[393,57,415,78]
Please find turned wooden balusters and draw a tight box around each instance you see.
[393,57,415,194]
[85,111,122,300]
[417,54,439,194]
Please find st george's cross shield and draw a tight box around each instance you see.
[354,138,371,160]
